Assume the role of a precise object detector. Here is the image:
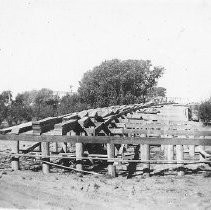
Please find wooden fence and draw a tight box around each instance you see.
[0,102,211,178]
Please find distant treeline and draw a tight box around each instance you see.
[0,59,167,127]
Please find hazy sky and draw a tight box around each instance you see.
[0,0,211,101]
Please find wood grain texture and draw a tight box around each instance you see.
[1,134,211,145]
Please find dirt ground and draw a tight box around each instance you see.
[1,141,211,210]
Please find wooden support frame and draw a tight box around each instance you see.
[1,101,211,178]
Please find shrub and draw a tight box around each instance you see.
[198,101,211,124]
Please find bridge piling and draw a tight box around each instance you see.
[11,141,19,171]
[41,142,50,174]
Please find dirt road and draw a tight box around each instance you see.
[0,170,211,210]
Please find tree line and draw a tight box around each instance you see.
[0,59,167,127]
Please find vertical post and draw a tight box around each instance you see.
[141,144,150,177]
[189,145,195,158]
[107,143,116,177]
[167,145,174,170]
[164,145,168,158]
[76,142,83,171]
[55,142,58,153]
[11,141,19,171]
[176,145,184,176]
[75,131,84,172]
[41,142,50,174]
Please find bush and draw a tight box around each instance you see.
[198,101,211,124]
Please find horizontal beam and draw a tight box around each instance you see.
[124,128,211,136]
[0,134,211,145]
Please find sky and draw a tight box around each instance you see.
[0,0,211,102]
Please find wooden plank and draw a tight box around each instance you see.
[109,128,124,135]
[126,123,201,129]
[124,128,211,136]
[1,134,211,145]
[0,122,32,135]
[32,117,62,135]
[115,123,126,128]
[62,113,79,121]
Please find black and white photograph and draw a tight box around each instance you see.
[0,0,211,209]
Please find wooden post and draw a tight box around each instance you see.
[11,141,19,171]
[189,145,195,158]
[55,142,58,153]
[75,132,84,171]
[167,145,174,170]
[41,142,50,174]
[141,144,150,177]
[164,145,168,158]
[76,142,83,171]
[176,145,184,176]
[107,143,116,177]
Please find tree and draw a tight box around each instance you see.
[20,90,39,107]
[10,93,33,124]
[33,88,59,120]
[198,100,211,125]
[0,91,13,126]
[58,93,88,115]
[78,59,164,107]
[146,87,166,100]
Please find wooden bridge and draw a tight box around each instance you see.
[0,101,211,178]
